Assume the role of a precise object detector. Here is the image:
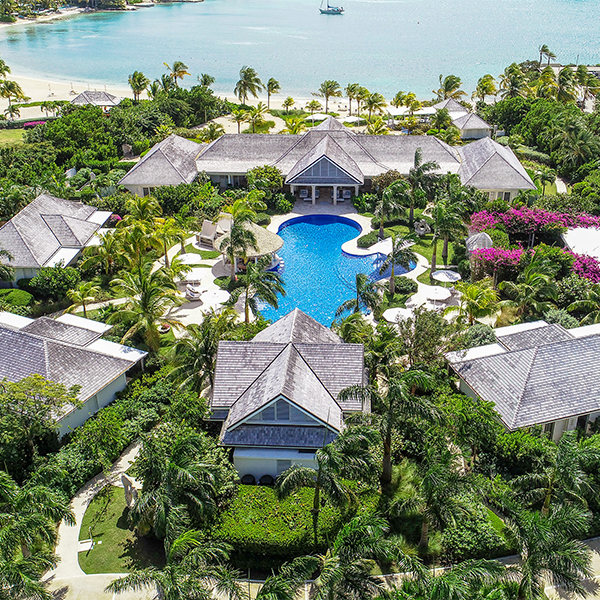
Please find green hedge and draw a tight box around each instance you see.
[214,484,378,565]
[0,288,33,306]
[254,212,272,226]
[357,231,385,248]
[392,277,418,295]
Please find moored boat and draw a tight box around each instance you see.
[319,0,344,14]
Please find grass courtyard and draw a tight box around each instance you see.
[0,129,24,146]
[78,485,165,575]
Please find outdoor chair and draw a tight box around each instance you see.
[241,474,256,485]
[198,220,217,247]
[216,214,232,235]
[299,189,308,199]
[185,284,203,301]
[259,474,275,486]
[343,189,352,200]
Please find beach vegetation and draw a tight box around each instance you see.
[313,79,342,114]
[234,66,263,104]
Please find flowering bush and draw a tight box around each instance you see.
[471,208,600,236]
[566,251,600,283]
[471,247,525,281]
[22,121,46,129]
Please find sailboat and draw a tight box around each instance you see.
[320,0,344,14]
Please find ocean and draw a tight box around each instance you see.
[1,0,599,98]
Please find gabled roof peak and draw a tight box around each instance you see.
[313,117,351,132]
[253,309,342,345]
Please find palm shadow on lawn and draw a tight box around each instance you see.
[116,508,166,571]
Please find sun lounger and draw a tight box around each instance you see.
[198,220,217,247]
[299,189,308,199]
[186,284,203,301]
[216,214,232,234]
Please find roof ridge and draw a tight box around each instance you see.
[494,147,533,187]
[292,342,343,411]
[158,138,188,181]
[509,346,539,429]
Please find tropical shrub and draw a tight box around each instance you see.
[357,231,381,248]
[556,274,592,309]
[29,266,81,301]
[519,244,574,279]
[491,429,554,477]
[462,323,496,348]
[392,277,418,295]
[273,193,293,214]
[254,212,271,226]
[544,308,579,329]
[0,288,33,307]
[352,192,377,213]
[567,251,600,283]
[471,247,524,282]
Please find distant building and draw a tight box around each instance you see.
[446,321,600,441]
[70,90,122,111]
[119,134,203,197]
[121,118,535,203]
[0,194,112,281]
[210,309,368,480]
[0,312,146,436]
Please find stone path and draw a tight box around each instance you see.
[43,443,150,600]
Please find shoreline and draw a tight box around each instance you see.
[0,6,87,29]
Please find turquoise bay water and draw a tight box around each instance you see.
[1,0,600,97]
[260,215,403,326]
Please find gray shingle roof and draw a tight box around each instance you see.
[458,137,536,190]
[253,308,342,344]
[452,113,491,131]
[286,135,364,185]
[447,325,600,429]
[21,317,105,347]
[119,134,202,187]
[433,98,468,113]
[211,310,365,447]
[0,194,106,269]
[70,90,120,107]
[0,326,135,405]
[222,424,337,448]
[496,323,573,351]
[225,344,343,430]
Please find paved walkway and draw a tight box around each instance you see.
[43,443,148,599]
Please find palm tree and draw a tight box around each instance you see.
[336,273,382,318]
[282,96,295,113]
[305,99,322,116]
[198,73,215,88]
[163,60,190,87]
[365,116,389,135]
[281,116,306,134]
[0,247,14,282]
[391,446,480,552]
[505,504,592,600]
[276,427,377,546]
[4,105,19,121]
[313,79,342,114]
[373,179,410,239]
[569,283,600,324]
[430,108,452,130]
[363,92,387,120]
[534,165,556,195]
[379,233,417,296]
[355,86,370,116]
[0,471,75,559]
[147,80,163,99]
[472,74,497,102]
[0,56,10,79]
[109,263,183,352]
[234,65,263,104]
[123,194,162,225]
[246,101,268,133]
[231,255,286,323]
[196,122,225,143]
[444,280,499,326]
[434,74,466,100]
[255,556,317,600]
[432,125,462,146]
[153,218,186,269]
[229,108,248,134]
[81,230,122,276]
[534,66,558,99]
[339,370,436,485]
[65,281,101,318]
[499,263,558,321]
[538,44,551,68]
[128,70,149,101]
[435,187,466,266]
[266,77,281,109]
[345,82,361,115]
[403,92,422,117]
[499,63,529,99]
[576,65,600,102]
[312,514,419,600]
[107,530,232,600]
[0,549,55,600]
[406,148,439,228]
[0,79,27,110]
[556,66,578,103]
[391,90,406,108]
[219,223,258,280]
[170,309,238,393]
[512,430,600,517]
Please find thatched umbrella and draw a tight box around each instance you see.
[214,222,283,259]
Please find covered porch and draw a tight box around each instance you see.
[289,184,361,206]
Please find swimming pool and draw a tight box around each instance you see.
[260,215,412,326]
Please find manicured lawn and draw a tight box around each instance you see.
[182,244,220,260]
[78,485,165,574]
[242,120,275,134]
[0,129,24,146]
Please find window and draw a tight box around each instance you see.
[503,192,511,201]
[277,460,292,475]
[261,405,275,421]
[276,399,290,421]
[544,422,555,438]
[576,415,589,431]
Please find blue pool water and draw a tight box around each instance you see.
[260,215,408,326]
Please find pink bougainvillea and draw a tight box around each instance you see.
[566,251,600,283]
[470,208,600,235]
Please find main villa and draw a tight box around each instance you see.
[120,118,535,201]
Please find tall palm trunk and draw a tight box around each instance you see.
[381,423,393,486]
[442,235,449,266]
[244,286,251,323]
[430,237,438,282]
[409,200,415,228]
[312,470,322,546]
[389,263,396,296]
[163,242,170,268]
[379,218,385,240]
[82,301,87,319]
[418,519,429,552]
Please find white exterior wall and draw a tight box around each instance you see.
[122,184,145,197]
[234,448,317,480]
[57,373,127,437]
[14,267,39,282]
[460,128,491,140]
